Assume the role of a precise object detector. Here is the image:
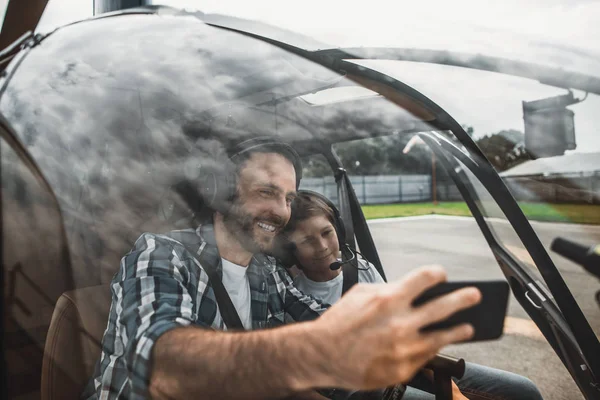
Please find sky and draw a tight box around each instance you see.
[3,0,600,152]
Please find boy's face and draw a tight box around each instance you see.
[288,215,340,273]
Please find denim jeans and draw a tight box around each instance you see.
[403,362,543,400]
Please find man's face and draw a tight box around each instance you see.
[223,152,297,254]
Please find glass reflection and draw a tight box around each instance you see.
[3,9,595,400]
[0,14,429,288]
[2,135,72,399]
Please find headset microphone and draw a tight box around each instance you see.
[329,259,343,271]
[329,246,358,270]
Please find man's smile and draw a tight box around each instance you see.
[257,221,278,233]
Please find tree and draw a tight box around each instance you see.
[303,128,531,177]
[462,125,475,136]
[302,156,331,178]
[334,138,388,175]
[475,129,531,171]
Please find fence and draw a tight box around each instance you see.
[503,172,600,205]
[299,175,462,205]
[300,172,600,205]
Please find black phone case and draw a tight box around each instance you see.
[412,280,510,342]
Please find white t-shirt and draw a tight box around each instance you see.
[293,258,384,305]
[220,258,252,330]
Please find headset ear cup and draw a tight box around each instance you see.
[200,172,218,207]
[272,236,298,268]
[199,164,237,214]
[284,241,299,268]
[225,171,237,206]
[334,215,347,249]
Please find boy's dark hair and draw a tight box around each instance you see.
[283,192,336,235]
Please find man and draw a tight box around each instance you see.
[83,137,481,400]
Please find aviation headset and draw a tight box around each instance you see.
[295,190,347,250]
[199,137,303,214]
[279,189,363,270]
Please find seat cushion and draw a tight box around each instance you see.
[41,284,112,400]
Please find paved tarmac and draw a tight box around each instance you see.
[367,215,600,400]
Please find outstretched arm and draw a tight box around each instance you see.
[149,265,481,399]
[149,322,329,399]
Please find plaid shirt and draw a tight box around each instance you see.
[82,225,328,400]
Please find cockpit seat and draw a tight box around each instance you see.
[41,284,112,400]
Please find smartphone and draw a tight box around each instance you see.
[412,280,510,342]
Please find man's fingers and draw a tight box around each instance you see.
[401,324,474,384]
[413,287,481,327]
[387,265,448,300]
[420,323,475,354]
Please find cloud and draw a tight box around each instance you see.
[26,0,600,153]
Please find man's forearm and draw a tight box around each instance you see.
[149,322,331,400]
[148,266,482,399]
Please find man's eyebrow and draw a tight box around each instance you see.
[256,182,281,191]
[256,182,297,197]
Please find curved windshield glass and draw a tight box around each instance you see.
[351,59,600,342]
[1,13,432,283]
[1,10,595,400]
[1,132,71,399]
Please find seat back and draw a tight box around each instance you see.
[41,284,112,400]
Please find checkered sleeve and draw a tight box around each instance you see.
[114,232,198,399]
[275,268,330,322]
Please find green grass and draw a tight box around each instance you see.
[361,202,600,225]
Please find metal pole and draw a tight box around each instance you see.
[591,172,600,204]
[362,175,366,204]
[432,152,438,205]
[590,174,594,205]
[94,0,151,15]
[398,175,402,203]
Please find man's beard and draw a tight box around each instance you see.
[222,198,283,255]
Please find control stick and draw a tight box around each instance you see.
[551,237,600,305]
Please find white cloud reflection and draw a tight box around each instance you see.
[4,13,438,283]
[32,0,600,152]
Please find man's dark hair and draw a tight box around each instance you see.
[228,138,303,189]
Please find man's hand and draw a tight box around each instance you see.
[298,265,481,391]
[451,381,470,400]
